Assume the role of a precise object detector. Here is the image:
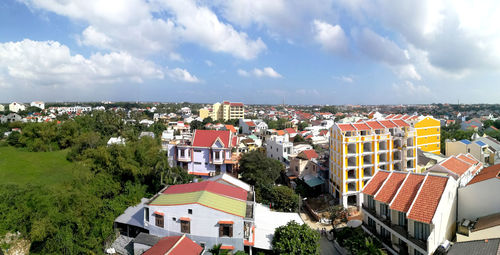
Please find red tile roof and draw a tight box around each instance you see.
[276,130,285,136]
[468,164,500,185]
[301,149,319,160]
[319,129,329,136]
[337,123,356,131]
[285,128,297,134]
[353,123,371,131]
[379,120,397,128]
[225,125,237,133]
[163,181,247,201]
[390,174,425,213]
[365,121,384,130]
[230,102,244,107]
[391,119,410,127]
[143,235,203,255]
[245,121,256,127]
[192,130,232,148]
[363,171,390,196]
[401,115,411,120]
[457,154,478,165]
[374,172,407,204]
[440,157,472,176]
[407,175,448,224]
[385,114,395,119]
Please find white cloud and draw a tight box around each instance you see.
[21,0,266,60]
[237,69,250,77]
[392,81,431,97]
[168,68,200,83]
[205,60,214,67]
[0,39,164,88]
[253,67,282,78]
[169,52,184,62]
[312,20,349,55]
[333,75,354,83]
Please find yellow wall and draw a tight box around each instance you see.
[415,116,441,154]
[199,108,210,119]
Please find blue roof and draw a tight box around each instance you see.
[304,177,325,187]
[460,139,471,145]
[475,141,487,147]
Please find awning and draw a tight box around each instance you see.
[218,221,234,224]
[304,176,325,187]
[220,245,234,250]
[154,211,164,216]
[180,217,191,221]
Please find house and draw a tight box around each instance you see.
[143,235,203,255]
[139,132,155,139]
[139,119,155,127]
[445,139,493,165]
[0,104,4,112]
[416,149,446,173]
[456,164,500,242]
[461,118,483,131]
[288,149,326,191]
[30,101,45,110]
[144,180,255,252]
[168,130,238,177]
[161,130,175,150]
[474,136,500,165]
[446,238,500,255]
[265,134,293,164]
[239,119,268,135]
[107,137,126,146]
[426,154,483,187]
[362,171,457,255]
[9,102,25,113]
[0,113,21,123]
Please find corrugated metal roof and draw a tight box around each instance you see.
[447,238,500,255]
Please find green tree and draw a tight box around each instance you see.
[238,150,284,186]
[268,185,299,212]
[190,120,203,131]
[272,221,320,255]
[7,131,21,147]
[208,244,230,255]
[293,134,305,143]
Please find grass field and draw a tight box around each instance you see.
[0,146,90,187]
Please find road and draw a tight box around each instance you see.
[320,236,340,255]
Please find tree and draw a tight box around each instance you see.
[328,205,348,225]
[272,221,320,255]
[7,131,21,147]
[238,150,284,186]
[297,121,308,131]
[208,244,229,255]
[268,185,299,212]
[190,120,203,131]
[293,134,305,143]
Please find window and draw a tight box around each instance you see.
[200,243,206,249]
[180,149,185,157]
[215,151,220,160]
[398,211,406,227]
[368,217,376,228]
[155,214,164,228]
[414,221,430,241]
[144,207,149,222]
[181,220,190,234]
[188,209,193,214]
[366,195,375,210]
[380,203,390,220]
[194,162,201,165]
[194,149,201,153]
[219,224,233,237]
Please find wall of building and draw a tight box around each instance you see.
[427,178,457,253]
[458,179,500,220]
[145,203,245,251]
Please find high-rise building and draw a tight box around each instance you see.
[329,119,418,208]
[199,101,244,121]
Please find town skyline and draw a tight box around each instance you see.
[1,0,500,104]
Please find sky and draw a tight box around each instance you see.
[1,0,500,105]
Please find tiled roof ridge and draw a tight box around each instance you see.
[388,172,411,208]
[374,171,408,203]
[406,173,430,219]
[166,234,186,254]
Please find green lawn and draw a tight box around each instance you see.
[0,146,90,187]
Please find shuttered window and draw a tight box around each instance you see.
[219,224,233,237]
[181,220,190,234]
[155,214,164,228]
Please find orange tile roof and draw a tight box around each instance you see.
[363,171,390,196]
[301,149,319,160]
[225,125,237,133]
[392,119,410,127]
[365,121,384,130]
[276,130,285,136]
[440,157,472,176]
[353,123,371,131]
[337,123,356,131]
[468,164,500,185]
[390,174,425,213]
[379,120,397,128]
[457,154,478,165]
[374,172,407,204]
[407,175,448,224]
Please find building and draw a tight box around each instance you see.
[447,238,500,255]
[456,164,500,242]
[30,101,45,110]
[445,139,494,165]
[0,104,4,112]
[386,115,441,154]
[200,101,245,121]
[142,235,203,255]
[266,134,293,164]
[9,102,26,113]
[239,119,268,135]
[167,130,238,177]
[362,171,457,255]
[427,153,483,187]
[288,149,326,191]
[144,180,255,252]
[329,120,418,207]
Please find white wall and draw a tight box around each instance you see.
[458,179,500,220]
[428,178,457,253]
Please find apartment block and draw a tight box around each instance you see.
[386,115,441,154]
[199,101,245,121]
[329,120,418,208]
[362,171,457,255]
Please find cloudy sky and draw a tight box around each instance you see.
[1,0,500,105]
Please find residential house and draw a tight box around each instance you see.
[0,104,4,112]
[329,120,418,208]
[446,139,493,165]
[446,238,500,255]
[456,164,500,242]
[144,180,255,252]
[266,134,293,164]
[30,101,45,110]
[416,149,446,173]
[474,136,500,165]
[362,171,457,255]
[239,119,268,135]
[143,235,203,255]
[9,102,25,113]
[426,153,483,187]
[168,130,238,177]
[0,113,21,123]
[288,149,326,191]
[161,130,175,150]
[461,118,483,131]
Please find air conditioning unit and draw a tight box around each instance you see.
[209,172,216,177]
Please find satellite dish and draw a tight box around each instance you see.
[347,220,362,228]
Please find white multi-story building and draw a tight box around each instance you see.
[362,171,457,255]
[144,177,255,252]
[9,102,26,113]
[266,134,293,164]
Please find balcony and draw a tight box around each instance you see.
[348,144,356,154]
[363,142,372,153]
[363,155,373,165]
[363,167,372,178]
[347,156,357,168]
[379,141,388,151]
[347,170,356,180]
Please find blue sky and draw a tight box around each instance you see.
[1,0,500,105]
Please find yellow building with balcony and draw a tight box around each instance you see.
[329,119,417,208]
[386,115,441,154]
[198,101,245,121]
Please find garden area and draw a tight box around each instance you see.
[334,227,386,255]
